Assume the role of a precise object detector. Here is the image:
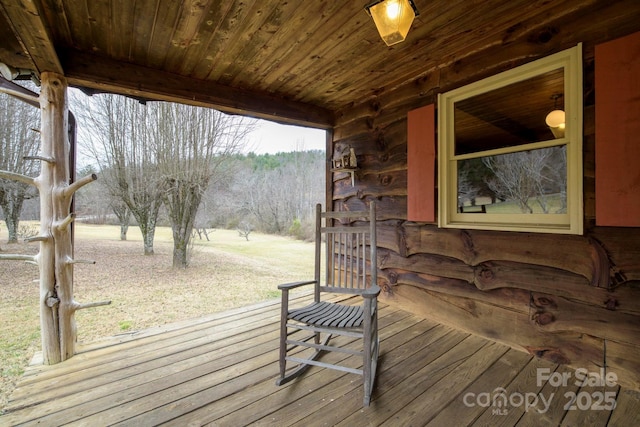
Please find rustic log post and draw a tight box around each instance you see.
[38,72,103,362]
[38,72,62,363]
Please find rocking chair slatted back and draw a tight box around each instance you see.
[317,205,378,297]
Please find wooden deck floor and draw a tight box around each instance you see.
[2,293,639,426]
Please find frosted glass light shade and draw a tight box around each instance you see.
[545,109,565,138]
[366,0,418,46]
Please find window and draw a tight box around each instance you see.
[437,44,583,234]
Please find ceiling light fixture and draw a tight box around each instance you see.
[365,0,419,46]
[545,94,565,139]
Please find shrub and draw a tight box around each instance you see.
[288,218,302,239]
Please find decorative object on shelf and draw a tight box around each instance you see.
[332,147,358,186]
[545,94,565,139]
[365,0,419,46]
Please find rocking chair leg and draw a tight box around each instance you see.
[278,295,289,380]
[276,333,332,386]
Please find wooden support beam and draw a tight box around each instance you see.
[38,71,63,364]
[61,50,334,129]
[0,0,63,75]
[0,75,39,107]
[38,72,80,363]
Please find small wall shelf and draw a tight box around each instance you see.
[332,147,358,186]
[331,166,357,186]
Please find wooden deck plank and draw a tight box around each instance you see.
[6,296,353,425]
[8,317,278,411]
[261,323,459,427]
[334,334,488,426]
[515,365,580,426]
[2,294,639,426]
[606,388,640,426]
[378,341,511,426]
[284,327,465,425]
[6,300,287,410]
[426,348,534,426]
[163,308,420,426]
[559,382,619,426]
[473,357,558,426]
[287,328,465,427]
[114,305,410,426]
[7,293,336,406]
[8,326,279,424]
[13,293,316,390]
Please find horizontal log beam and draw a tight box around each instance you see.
[396,223,604,285]
[385,283,604,368]
[61,50,334,129]
[530,292,640,346]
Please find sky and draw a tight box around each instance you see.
[246,119,326,154]
[65,87,327,159]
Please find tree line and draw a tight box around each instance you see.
[1,89,325,267]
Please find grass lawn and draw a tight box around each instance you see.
[0,223,315,412]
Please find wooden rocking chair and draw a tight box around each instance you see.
[276,202,379,406]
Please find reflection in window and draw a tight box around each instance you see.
[457,146,566,214]
[454,68,565,156]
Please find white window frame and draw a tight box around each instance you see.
[437,44,583,235]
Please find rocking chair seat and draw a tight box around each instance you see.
[289,301,364,328]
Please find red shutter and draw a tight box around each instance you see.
[407,104,436,222]
[595,31,640,227]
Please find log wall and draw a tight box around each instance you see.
[331,41,640,391]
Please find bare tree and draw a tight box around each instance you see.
[0,91,40,242]
[150,103,255,268]
[240,150,324,234]
[484,151,536,213]
[237,221,253,241]
[457,169,479,209]
[75,93,163,254]
[110,198,132,240]
[482,147,565,214]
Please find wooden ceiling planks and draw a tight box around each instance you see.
[175,1,235,78]
[227,2,332,89]
[107,0,137,60]
[144,0,184,70]
[2,0,640,124]
[195,0,263,81]
[129,0,160,65]
[272,3,376,105]
[163,1,228,76]
[0,12,32,69]
[301,0,474,106]
[40,0,73,49]
[249,1,354,93]
[256,3,366,101]
[213,2,300,86]
[87,0,115,56]
[59,1,93,53]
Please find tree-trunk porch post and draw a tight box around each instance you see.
[36,72,103,363]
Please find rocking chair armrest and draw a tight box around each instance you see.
[278,280,317,290]
[362,285,381,299]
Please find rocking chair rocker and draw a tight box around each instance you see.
[276,202,379,406]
